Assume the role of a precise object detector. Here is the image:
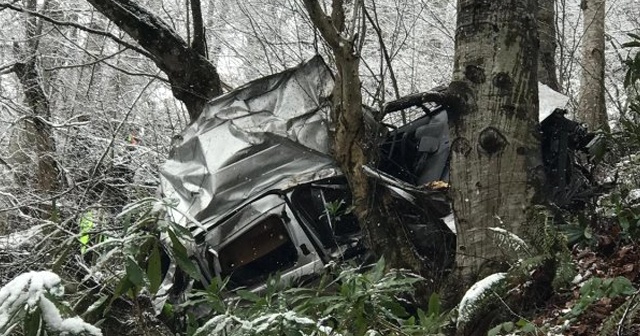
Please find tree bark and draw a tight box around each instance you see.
[302,0,429,279]
[578,0,608,130]
[447,0,544,284]
[85,0,222,121]
[190,0,206,56]
[537,0,560,91]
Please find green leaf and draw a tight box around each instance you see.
[619,216,630,232]
[106,277,133,316]
[168,230,203,282]
[427,292,440,316]
[82,295,109,317]
[487,324,503,336]
[382,299,409,318]
[236,289,261,303]
[502,321,514,332]
[24,307,41,336]
[611,276,636,296]
[147,244,162,294]
[521,322,536,333]
[162,303,174,318]
[126,256,146,288]
[371,257,386,282]
[170,222,194,239]
[78,211,95,254]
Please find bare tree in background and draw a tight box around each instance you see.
[6,0,60,197]
[578,0,608,130]
[447,0,544,283]
[538,0,561,90]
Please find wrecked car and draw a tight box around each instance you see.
[157,56,596,302]
[157,57,456,303]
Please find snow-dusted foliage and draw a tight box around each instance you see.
[0,271,102,335]
[488,227,533,261]
[184,258,444,335]
[457,272,507,328]
[193,310,325,336]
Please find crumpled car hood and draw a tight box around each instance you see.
[160,56,337,229]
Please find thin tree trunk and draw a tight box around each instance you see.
[302,0,429,280]
[448,0,544,284]
[538,0,560,91]
[9,0,59,194]
[578,0,608,130]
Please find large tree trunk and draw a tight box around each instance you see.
[578,0,608,130]
[537,0,560,91]
[448,0,544,284]
[302,0,429,279]
[84,0,222,121]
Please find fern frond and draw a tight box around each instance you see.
[488,227,533,261]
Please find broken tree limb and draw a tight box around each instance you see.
[380,90,462,120]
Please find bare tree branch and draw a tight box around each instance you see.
[0,62,16,75]
[364,4,400,100]
[382,91,449,115]
[51,26,170,83]
[302,0,344,50]
[42,47,128,72]
[84,0,223,120]
[0,2,154,60]
[331,0,345,33]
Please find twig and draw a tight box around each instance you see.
[617,289,640,336]
[43,48,128,72]
[75,73,159,209]
[0,62,16,75]
[0,2,154,60]
[0,180,91,214]
[52,26,169,83]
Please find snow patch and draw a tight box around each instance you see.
[0,271,102,336]
[457,272,507,327]
[0,225,42,250]
[626,189,640,204]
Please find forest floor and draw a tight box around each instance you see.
[532,219,640,335]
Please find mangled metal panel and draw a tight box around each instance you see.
[160,56,337,230]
